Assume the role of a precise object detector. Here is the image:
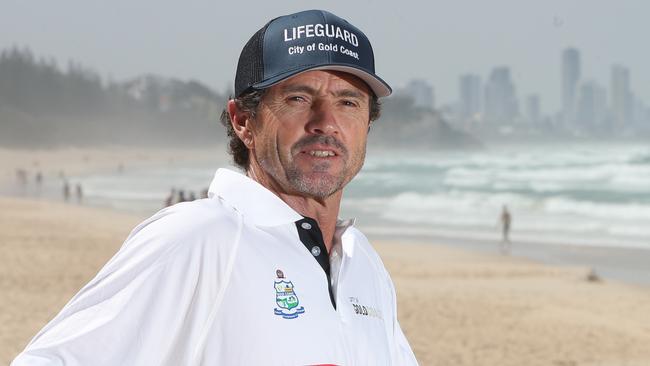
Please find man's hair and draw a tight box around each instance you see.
[220,89,382,170]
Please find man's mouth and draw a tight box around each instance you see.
[308,150,336,157]
[293,135,346,160]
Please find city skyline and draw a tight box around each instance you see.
[446,46,648,132]
[447,47,646,127]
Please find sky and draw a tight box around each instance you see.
[1,0,648,114]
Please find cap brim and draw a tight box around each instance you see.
[252,64,392,98]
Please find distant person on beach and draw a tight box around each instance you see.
[62,181,71,202]
[500,205,512,254]
[164,188,176,207]
[15,169,27,186]
[75,183,83,203]
[15,169,28,195]
[35,171,43,186]
[176,189,186,203]
[34,171,43,196]
[12,10,417,365]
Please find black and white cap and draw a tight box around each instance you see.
[235,9,392,98]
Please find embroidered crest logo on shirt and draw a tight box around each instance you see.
[274,273,305,319]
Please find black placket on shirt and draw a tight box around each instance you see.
[295,217,336,309]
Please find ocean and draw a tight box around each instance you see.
[15,143,650,250]
[346,143,650,249]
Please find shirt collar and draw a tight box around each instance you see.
[208,168,303,227]
[208,168,357,229]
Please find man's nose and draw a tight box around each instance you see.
[306,101,340,135]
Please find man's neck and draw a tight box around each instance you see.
[247,167,342,251]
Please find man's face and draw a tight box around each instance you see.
[249,70,372,199]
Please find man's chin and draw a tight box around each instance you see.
[288,171,346,199]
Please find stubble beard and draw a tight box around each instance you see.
[259,136,367,199]
[285,152,366,199]
[285,161,346,199]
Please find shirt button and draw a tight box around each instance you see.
[301,222,312,230]
[311,246,321,256]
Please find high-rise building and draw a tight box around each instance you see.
[561,48,581,125]
[484,66,518,125]
[576,80,607,128]
[525,94,541,125]
[611,64,631,127]
[459,74,481,121]
[630,94,649,127]
[402,79,435,110]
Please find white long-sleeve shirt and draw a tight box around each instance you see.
[13,168,418,365]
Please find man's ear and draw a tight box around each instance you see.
[228,99,254,148]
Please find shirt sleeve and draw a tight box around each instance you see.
[391,317,419,365]
[387,273,419,365]
[12,204,238,366]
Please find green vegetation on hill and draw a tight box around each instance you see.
[0,47,225,147]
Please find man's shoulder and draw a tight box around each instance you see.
[136,197,238,235]
[159,197,239,228]
[116,197,242,262]
[344,226,387,268]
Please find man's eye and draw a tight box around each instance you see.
[287,96,307,103]
[342,100,359,107]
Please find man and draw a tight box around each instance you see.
[500,205,512,255]
[13,9,418,365]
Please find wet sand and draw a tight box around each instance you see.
[2,197,650,365]
[373,233,650,287]
[0,146,224,188]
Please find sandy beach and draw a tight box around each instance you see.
[378,242,650,366]
[2,195,650,365]
[0,197,142,364]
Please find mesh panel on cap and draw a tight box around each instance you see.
[234,23,269,97]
